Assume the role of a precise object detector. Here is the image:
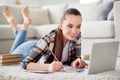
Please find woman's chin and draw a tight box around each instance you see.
[68,37,76,40]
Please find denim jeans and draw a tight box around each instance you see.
[10,30,38,61]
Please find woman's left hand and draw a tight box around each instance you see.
[71,58,88,69]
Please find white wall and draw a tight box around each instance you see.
[3,0,79,6]
[80,0,100,4]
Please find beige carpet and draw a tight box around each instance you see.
[0,58,120,80]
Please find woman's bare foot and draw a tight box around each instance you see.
[2,10,18,32]
[22,6,32,30]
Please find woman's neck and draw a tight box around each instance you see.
[63,37,69,46]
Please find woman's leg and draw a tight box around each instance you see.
[10,6,32,52]
[2,9,18,32]
[21,6,32,31]
[12,6,34,61]
[2,9,23,52]
[2,6,32,53]
[12,40,38,61]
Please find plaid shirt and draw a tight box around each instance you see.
[22,29,81,69]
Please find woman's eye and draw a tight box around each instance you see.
[76,25,81,29]
[68,25,73,28]
[77,26,80,29]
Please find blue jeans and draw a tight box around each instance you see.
[10,30,38,61]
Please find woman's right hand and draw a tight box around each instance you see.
[48,61,64,72]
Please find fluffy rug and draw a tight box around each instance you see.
[0,58,120,80]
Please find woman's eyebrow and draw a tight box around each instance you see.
[78,24,81,26]
[67,23,81,26]
[67,23,73,26]
[76,24,81,26]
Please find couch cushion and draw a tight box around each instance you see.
[68,1,101,21]
[6,5,24,24]
[102,0,118,3]
[0,25,36,39]
[92,0,115,20]
[42,4,68,24]
[33,24,58,38]
[81,21,114,38]
[107,9,114,20]
[0,40,13,53]
[29,8,50,25]
[0,5,8,24]
[1,5,43,24]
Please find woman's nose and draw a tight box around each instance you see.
[71,28,77,34]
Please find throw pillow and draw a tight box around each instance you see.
[29,8,50,25]
[68,0,101,21]
[6,5,24,24]
[0,5,8,24]
[102,0,119,3]
[42,4,68,24]
[92,0,115,20]
[107,9,114,20]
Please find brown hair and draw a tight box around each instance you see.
[53,8,82,61]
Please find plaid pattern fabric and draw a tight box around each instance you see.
[22,29,81,69]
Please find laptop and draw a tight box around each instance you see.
[87,41,119,74]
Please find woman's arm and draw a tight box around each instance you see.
[22,37,50,69]
[22,31,64,72]
[26,61,64,72]
[26,62,49,71]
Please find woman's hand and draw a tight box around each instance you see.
[71,58,88,69]
[48,61,64,72]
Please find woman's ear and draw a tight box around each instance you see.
[58,22,63,30]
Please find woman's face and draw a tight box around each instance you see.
[60,14,82,41]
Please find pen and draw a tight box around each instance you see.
[50,50,59,61]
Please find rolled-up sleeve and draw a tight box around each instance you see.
[22,58,31,69]
[22,37,50,69]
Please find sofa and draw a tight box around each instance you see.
[1,0,120,80]
[0,0,120,57]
